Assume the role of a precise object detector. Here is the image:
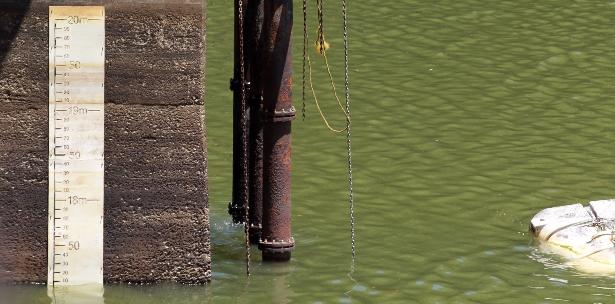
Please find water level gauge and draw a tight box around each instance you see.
[47,6,105,286]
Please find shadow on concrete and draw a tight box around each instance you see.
[0,0,32,75]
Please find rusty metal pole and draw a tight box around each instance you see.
[247,0,265,244]
[229,0,250,223]
[258,0,295,261]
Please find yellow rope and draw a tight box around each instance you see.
[323,48,351,123]
[307,37,351,133]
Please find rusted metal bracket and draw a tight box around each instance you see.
[263,105,296,122]
[229,78,251,92]
[259,237,295,261]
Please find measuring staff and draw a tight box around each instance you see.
[48,6,105,287]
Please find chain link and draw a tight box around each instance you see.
[302,0,308,121]
[237,0,251,277]
[316,0,325,54]
[341,0,356,273]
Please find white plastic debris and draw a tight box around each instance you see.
[530,199,615,273]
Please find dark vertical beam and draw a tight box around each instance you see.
[247,0,265,244]
[248,98,264,244]
[229,0,250,223]
[259,0,294,261]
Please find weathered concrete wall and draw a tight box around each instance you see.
[0,0,210,284]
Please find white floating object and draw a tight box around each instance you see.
[530,199,615,273]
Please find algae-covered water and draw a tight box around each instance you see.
[9,0,615,303]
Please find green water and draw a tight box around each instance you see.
[10,0,615,303]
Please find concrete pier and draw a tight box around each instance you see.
[0,0,210,284]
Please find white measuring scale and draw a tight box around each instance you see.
[48,6,105,287]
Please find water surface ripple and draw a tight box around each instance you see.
[9,0,615,303]
[205,0,615,303]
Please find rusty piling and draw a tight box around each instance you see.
[247,0,265,244]
[231,0,266,244]
[258,0,295,261]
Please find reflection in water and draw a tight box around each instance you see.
[48,285,104,304]
[268,264,293,304]
[271,275,290,304]
[232,261,294,304]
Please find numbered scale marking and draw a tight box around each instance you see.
[48,6,105,286]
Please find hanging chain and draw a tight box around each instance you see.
[302,0,308,121]
[316,0,325,54]
[237,0,250,277]
[341,0,356,273]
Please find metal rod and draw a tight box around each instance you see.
[258,0,295,262]
[248,97,263,244]
[229,0,251,224]
[247,0,265,244]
